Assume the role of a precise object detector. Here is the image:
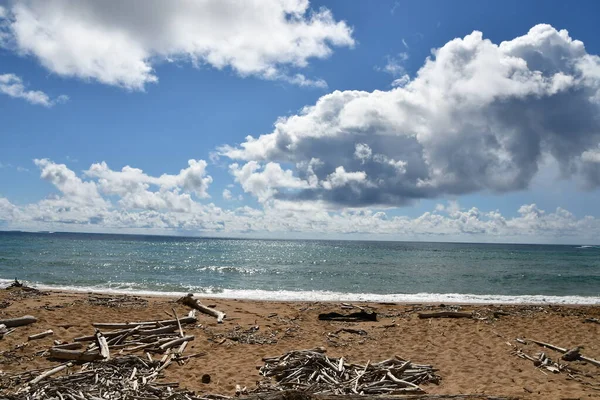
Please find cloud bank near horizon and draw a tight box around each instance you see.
[0,158,599,243]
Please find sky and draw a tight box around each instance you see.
[1,0,600,244]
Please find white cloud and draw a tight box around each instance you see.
[220,24,600,207]
[322,166,367,189]
[0,73,67,106]
[229,161,314,203]
[376,53,409,77]
[85,159,212,199]
[391,74,410,87]
[0,0,353,90]
[222,189,232,200]
[582,148,600,163]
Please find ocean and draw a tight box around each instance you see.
[0,231,599,304]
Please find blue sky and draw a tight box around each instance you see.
[1,0,600,243]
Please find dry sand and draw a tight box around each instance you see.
[1,287,599,399]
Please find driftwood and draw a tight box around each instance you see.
[4,355,193,399]
[95,331,110,360]
[255,348,439,395]
[48,348,101,362]
[418,312,472,319]
[92,315,197,329]
[178,293,226,323]
[242,391,517,400]
[29,363,72,385]
[50,342,83,350]
[28,329,54,341]
[0,315,37,327]
[318,310,377,322]
[157,335,195,352]
[529,338,600,367]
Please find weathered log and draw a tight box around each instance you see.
[28,329,54,340]
[178,294,226,323]
[48,348,101,362]
[138,325,178,336]
[418,311,472,319]
[95,331,110,360]
[0,315,37,327]
[318,310,377,322]
[29,362,72,385]
[157,335,195,351]
[92,315,196,329]
[51,342,83,350]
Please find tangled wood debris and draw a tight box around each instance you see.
[254,347,440,395]
[43,311,198,362]
[1,355,220,400]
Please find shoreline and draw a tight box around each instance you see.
[1,286,600,399]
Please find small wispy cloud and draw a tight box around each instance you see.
[402,38,409,49]
[0,73,69,107]
[375,53,409,77]
[390,1,401,15]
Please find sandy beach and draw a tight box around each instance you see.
[1,286,599,399]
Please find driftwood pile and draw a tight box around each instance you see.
[47,312,198,363]
[254,347,440,395]
[2,355,212,400]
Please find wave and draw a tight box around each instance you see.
[576,245,599,249]
[1,278,598,305]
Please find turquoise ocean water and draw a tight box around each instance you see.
[1,231,599,304]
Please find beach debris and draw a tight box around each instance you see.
[4,280,49,299]
[318,310,377,322]
[92,315,197,329]
[584,317,600,324]
[6,279,24,289]
[254,347,440,395]
[1,354,204,399]
[512,348,573,374]
[178,293,226,323]
[333,328,367,336]
[28,329,54,341]
[417,311,473,319]
[0,315,38,328]
[86,293,148,308]
[42,313,198,362]
[242,391,518,400]
[528,339,600,367]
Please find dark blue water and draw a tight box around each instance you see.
[1,231,599,303]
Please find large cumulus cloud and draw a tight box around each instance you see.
[0,0,353,90]
[220,25,600,207]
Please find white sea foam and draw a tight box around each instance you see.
[1,279,598,305]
